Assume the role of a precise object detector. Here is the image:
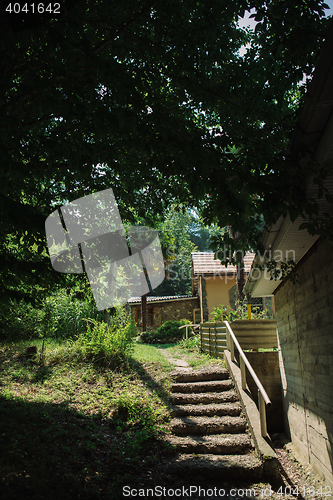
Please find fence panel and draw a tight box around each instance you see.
[200,319,278,355]
[229,320,277,350]
[200,322,227,358]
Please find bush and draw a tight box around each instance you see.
[48,307,136,368]
[140,319,192,344]
[0,299,44,339]
[42,288,104,338]
[178,334,201,352]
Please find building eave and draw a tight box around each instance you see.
[128,295,198,306]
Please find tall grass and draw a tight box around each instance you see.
[177,334,201,352]
[42,289,104,338]
[48,307,137,369]
[0,289,104,340]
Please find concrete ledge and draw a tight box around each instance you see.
[224,350,279,481]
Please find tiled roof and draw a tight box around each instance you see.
[191,252,255,275]
[128,295,196,305]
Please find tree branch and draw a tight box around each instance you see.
[92,1,156,54]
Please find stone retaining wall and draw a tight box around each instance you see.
[131,296,200,331]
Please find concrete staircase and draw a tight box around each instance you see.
[164,366,263,480]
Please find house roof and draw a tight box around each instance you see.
[244,21,333,298]
[128,295,198,305]
[191,252,255,276]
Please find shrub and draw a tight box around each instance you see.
[140,319,192,344]
[42,288,104,338]
[0,299,44,339]
[48,307,136,369]
[178,333,201,352]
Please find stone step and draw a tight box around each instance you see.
[170,366,229,383]
[170,390,239,405]
[163,454,263,480]
[170,415,247,436]
[170,379,234,394]
[163,365,264,481]
[171,402,242,417]
[167,433,252,455]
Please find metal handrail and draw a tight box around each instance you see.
[224,320,271,437]
[178,323,200,339]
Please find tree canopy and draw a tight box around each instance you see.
[1,0,331,303]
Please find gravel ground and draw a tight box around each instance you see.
[270,433,330,500]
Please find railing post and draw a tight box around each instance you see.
[225,320,271,439]
[240,357,246,390]
[214,323,217,355]
[185,325,188,340]
[230,337,235,362]
[258,390,268,437]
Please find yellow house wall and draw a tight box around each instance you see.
[205,275,237,319]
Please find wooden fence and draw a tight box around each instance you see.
[200,319,278,437]
[227,320,277,350]
[200,320,277,355]
[200,322,227,358]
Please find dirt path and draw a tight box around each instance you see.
[158,348,193,370]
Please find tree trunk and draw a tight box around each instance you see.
[237,261,245,301]
[141,293,147,331]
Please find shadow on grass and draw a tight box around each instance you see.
[128,343,178,408]
[0,341,188,498]
[32,365,53,383]
[0,389,170,500]
[0,395,104,499]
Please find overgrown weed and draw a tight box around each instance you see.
[47,307,136,369]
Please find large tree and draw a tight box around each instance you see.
[152,204,198,296]
[1,0,331,302]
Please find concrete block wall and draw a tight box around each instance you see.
[275,239,333,487]
[245,352,284,433]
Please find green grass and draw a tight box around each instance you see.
[258,348,278,352]
[131,342,174,368]
[0,334,230,498]
[0,338,175,499]
[160,342,226,369]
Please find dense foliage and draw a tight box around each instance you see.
[153,205,199,296]
[1,0,331,303]
[47,306,136,368]
[0,282,102,338]
[212,301,274,321]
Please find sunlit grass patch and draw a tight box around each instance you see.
[162,340,226,369]
[131,342,173,368]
